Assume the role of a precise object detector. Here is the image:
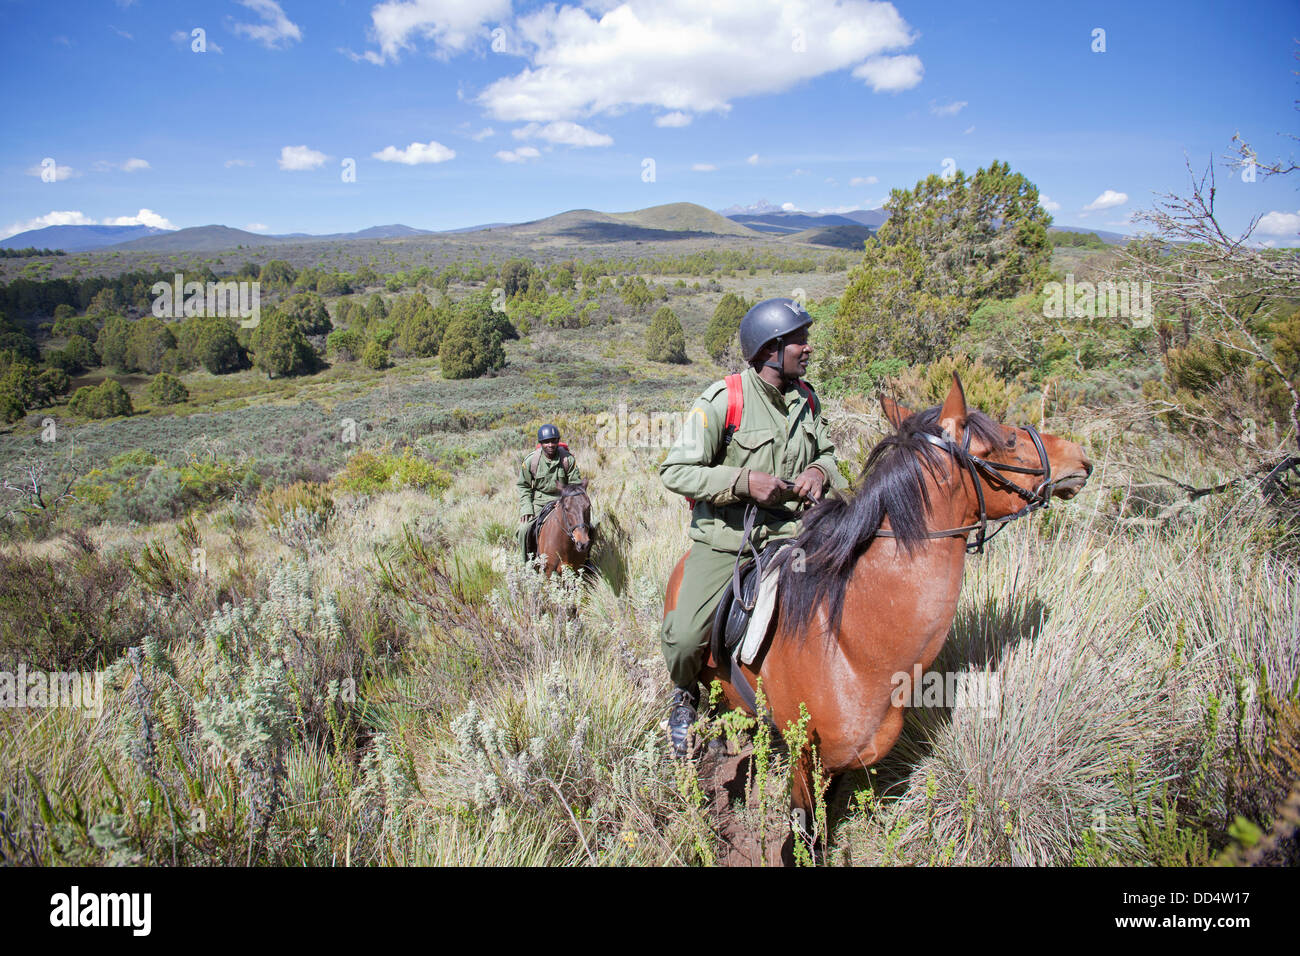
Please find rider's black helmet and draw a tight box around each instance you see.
[537,424,560,442]
[738,298,813,363]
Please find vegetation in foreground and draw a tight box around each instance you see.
[1,138,1297,864]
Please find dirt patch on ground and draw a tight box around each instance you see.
[697,739,799,867]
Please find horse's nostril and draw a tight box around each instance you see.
[1083,458,1094,477]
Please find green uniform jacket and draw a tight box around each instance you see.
[517,448,581,518]
[659,367,847,553]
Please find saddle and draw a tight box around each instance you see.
[524,500,559,557]
[712,541,780,676]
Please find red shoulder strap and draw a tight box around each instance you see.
[687,377,744,510]
[723,373,744,439]
[794,379,819,417]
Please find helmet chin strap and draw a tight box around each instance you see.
[760,336,797,384]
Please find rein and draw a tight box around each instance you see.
[552,491,593,548]
[875,423,1054,554]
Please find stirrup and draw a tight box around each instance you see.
[667,688,698,758]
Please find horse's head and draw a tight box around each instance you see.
[556,479,593,555]
[881,374,1093,522]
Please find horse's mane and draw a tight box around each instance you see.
[558,483,588,500]
[773,404,1011,641]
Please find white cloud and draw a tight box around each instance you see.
[511,121,612,147]
[930,100,967,117]
[655,111,692,127]
[25,162,76,181]
[102,209,175,229]
[372,140,457,164]
[850,175,878,186]
[1084,189,1128,211]
[496,146,541,163]
[963,125,974,134]
[231,0,302,49]
[824,177,838,186]
[246,223,269,232]
[816,204,861,215]
[477,0,921,122]
[2,210,95,237]
[111,27,134,40]
[851,54,923,92]
[692,163,717,172]
[747,153,760,165]
[2,208,176,239]
[278,145,328,170]
[358,0,510,63]
[225,158,255,168]
[780,202,798,212]
[1256,209,1300,235]
[792,168,807,176]
[469,126,496,141]
[93,157,151,173]
[1039,195,1061,212]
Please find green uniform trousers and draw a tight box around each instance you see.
[518,521,533,563]
[661,542,740,688]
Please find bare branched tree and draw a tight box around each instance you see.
[1,455,83,521]
[1120,152,1300,452]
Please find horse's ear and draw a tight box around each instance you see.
[939,372,968,443]
[879,394,911,430]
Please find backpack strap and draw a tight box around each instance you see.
[530,443,574,482]
[722,373,744,446]
[687,375,745,510]
[793,378,820,417]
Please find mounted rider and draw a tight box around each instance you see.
[518,424,582,564]
[659,298,848,756]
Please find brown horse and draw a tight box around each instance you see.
[662,374,1093,851]
[536,481,594,577]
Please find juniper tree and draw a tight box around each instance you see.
[831,160,1053,372]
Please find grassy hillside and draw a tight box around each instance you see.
[1,241,1296,867]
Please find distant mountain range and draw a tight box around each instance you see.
[0,223,172,252]
[0,203,1127,252]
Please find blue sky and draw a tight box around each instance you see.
[1,0,1297,244]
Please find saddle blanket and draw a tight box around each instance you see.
[737,544,786,665]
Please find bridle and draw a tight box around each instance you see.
[875,423,1055,554]
[553,490,594,549]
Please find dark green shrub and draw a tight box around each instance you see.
[68,379,133,419]
[274,292,333,335]
[326,328,365,361]
[646,306,687,364]
[251,313,318,378]
[704,293,748,361]
[145,372,189,406]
